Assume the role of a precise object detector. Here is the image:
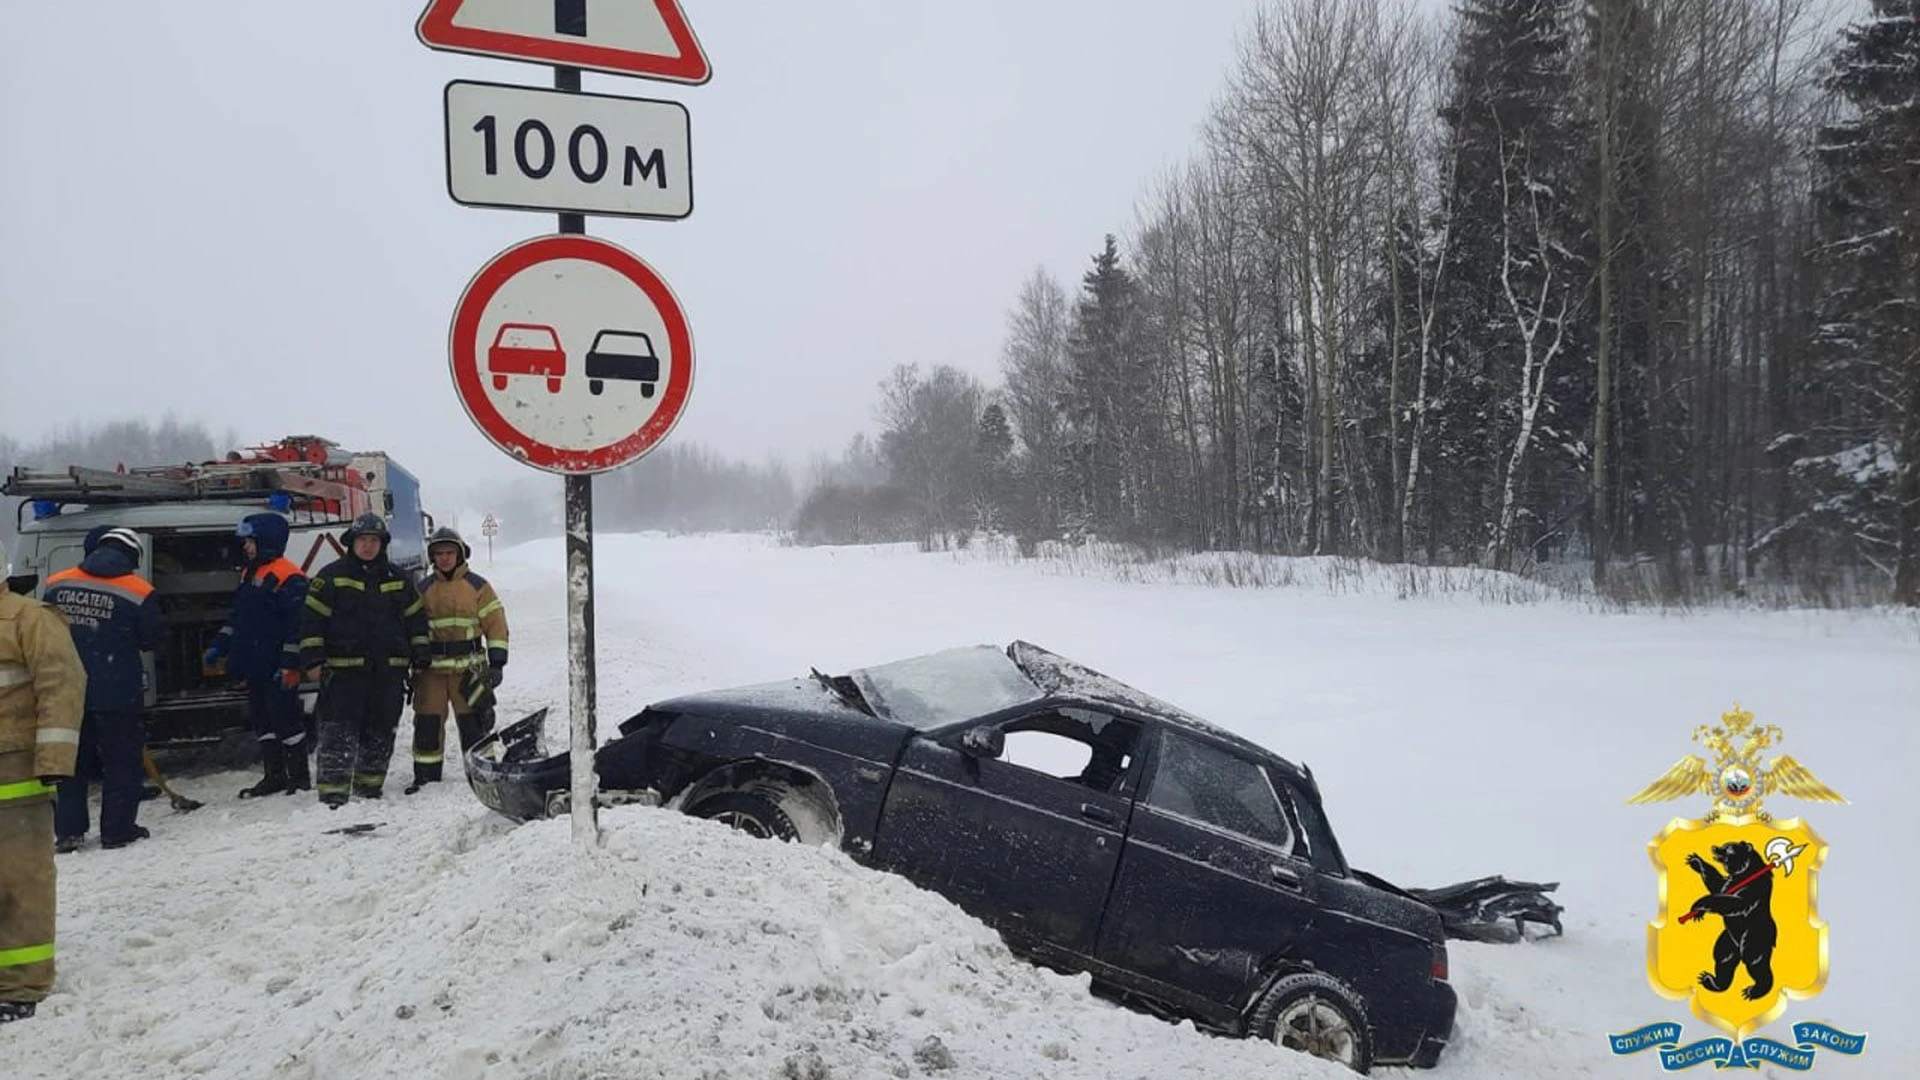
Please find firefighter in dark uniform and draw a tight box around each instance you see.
[43,526,163,851]
[298,514,429,806]
[405,526,508,794]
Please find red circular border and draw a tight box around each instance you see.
[450,235,695,474]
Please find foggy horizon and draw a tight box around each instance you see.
[1,1,1265,503]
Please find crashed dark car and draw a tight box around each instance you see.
[468,641,1456,1072]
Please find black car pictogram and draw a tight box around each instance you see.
[584,329,661,397]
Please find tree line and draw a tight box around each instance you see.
[819,0,1919,604]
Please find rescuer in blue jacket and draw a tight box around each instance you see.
[204,513,312,798]
[43,526,164,851]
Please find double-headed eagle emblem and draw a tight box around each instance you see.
[1628,704,1845,821]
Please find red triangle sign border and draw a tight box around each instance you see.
[416,0,711,85]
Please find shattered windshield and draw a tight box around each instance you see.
[848,645,1044,730]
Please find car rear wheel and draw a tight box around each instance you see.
[688,790,800,841]
[1251,972,1373,1074]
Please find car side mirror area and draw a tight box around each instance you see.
[959,726,1004,759]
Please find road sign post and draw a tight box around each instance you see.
[446,226,694,846]
[423,0,704,848]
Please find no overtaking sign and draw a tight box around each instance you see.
[448,234,694,474]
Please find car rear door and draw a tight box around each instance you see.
[871,710,1137,957]
[1096,728,1324,1012]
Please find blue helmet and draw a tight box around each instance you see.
[235,513,291,558]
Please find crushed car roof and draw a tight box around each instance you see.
[1007,641,1311,782]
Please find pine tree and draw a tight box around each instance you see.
[1810,0,1920,602]
[1064,236,1148,538]
[1436,0,1587,568]
[972,402,1015,533]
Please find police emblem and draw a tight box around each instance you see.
[1608,705,1868,1070]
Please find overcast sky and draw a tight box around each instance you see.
[0,0,1274,500]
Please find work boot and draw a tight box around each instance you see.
[404,757,442,796]
[456,710,494,753]
[0,1002,36,1023]
[102,825,151,850]
[238,742,288,799]
[54,835,83,855]
[282,742,312,794]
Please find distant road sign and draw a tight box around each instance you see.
[445,80,691,220]
[448,235,694,474]
[416,0,711,85]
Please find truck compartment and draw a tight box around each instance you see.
[148,531,249,742]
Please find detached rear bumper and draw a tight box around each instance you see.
[465,710,571,822]
[464,708,668,823]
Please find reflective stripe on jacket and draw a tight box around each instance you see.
[43,550,163,710]
[299,555,429,670]
[0,586,86,791]
[419,564,509,670]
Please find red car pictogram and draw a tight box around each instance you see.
[488,323,566,394]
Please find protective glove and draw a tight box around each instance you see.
[280,668,302,690]
[487,648,508,670]
[484,666,504,689]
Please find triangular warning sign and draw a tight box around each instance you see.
[416,0,711,85]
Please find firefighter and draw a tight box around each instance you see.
[0,538,86,1024]
[203,513,311,798]
[405,526,508,795]
[298,514,430,807]
[44,526,163,851]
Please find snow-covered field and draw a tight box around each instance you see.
[20,534,1914,1079]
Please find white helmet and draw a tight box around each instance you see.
[99,526,143,565]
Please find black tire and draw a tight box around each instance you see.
[688,790,800,841]
[1249,971,1374,1074]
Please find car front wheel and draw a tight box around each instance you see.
[688,790,800,841]
[1251,971,1374,1074]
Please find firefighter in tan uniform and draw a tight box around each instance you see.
[405,527,508,794]
[0,537,86,1024]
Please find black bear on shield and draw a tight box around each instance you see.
[1685,840,1777,1000]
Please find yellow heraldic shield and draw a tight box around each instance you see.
[1628,704,1845,1042]
[1646,816,1826,1038]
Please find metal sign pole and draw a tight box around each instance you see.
[555,57,599,846]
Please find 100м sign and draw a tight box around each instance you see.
[444,80,691,220]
